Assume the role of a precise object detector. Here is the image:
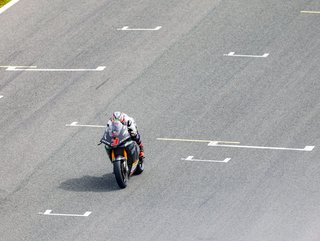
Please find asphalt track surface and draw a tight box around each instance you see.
[0,0,320,240]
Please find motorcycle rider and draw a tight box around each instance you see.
[105,111,145,160]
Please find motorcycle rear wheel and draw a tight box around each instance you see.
[114,160,128,188]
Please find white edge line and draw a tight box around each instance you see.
[223,158,231,163]
[300,11,320,14]
[95,66,106,71]
[38,210,92,217]
[0,66,37,68]
[181,156,231,163]
[1,66,105,71]
[208,142,315,152]
[66,122,106,128]
[7,67,106,72]
[44,209,52,215]
[117,26,162,31]
[184,156,193,161]
[156,138,240,144]
[224,53,269,58]
[0,0,20,15]
[117,26,128,30]
[223,52,235,56]
[0,95,3,99]
[68,121,78,126]
[304,146,315,151]
[83,211,92,217]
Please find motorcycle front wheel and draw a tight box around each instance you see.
[114,160,128,188]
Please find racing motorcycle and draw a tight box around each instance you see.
[99,120,144,188]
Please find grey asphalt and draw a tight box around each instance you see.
[0,0,319,240]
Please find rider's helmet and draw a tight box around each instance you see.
[112,111,125,123]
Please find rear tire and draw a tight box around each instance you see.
[114,160,128,188]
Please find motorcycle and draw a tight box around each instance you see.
[99,120,144,188]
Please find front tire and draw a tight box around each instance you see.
[114,160,128,188]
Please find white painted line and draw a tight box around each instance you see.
[0,66,106,72]
[0,0,20,15]
[117,26,162,31]
[156,137,240,144]
[208,142,315,152]
[301,11,320,14]
[66,122,106,128]
[95,66,106,71]
[224,52,269,58]
[0,65,37,68]
[38,210,92,217]
[0,95,3,99]
[184,156,194,161]
[304,146,315,151]
[181,156,231,163]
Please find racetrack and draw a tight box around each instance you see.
[0,0,319,240]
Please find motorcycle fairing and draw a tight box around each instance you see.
[130,159,139,176]
[101,121,131,147]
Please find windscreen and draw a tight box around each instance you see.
[109,120,123,137]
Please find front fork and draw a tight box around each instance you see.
[110,149,138,176]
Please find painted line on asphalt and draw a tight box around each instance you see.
[0,95,3,99]
[224,52,269,58]
[208,141,315,152]
[301,10,320,14]
[156,137,240,145]
[0,0,20,15]
[0,65,37,68]
[181,156,231,163]
[117,26,162,31]
[0,66,106,72]
[66,122,106,128]
[38,210,92,217]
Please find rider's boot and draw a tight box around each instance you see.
[139,143,145,163]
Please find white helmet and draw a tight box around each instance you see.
[112,111,125,122]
